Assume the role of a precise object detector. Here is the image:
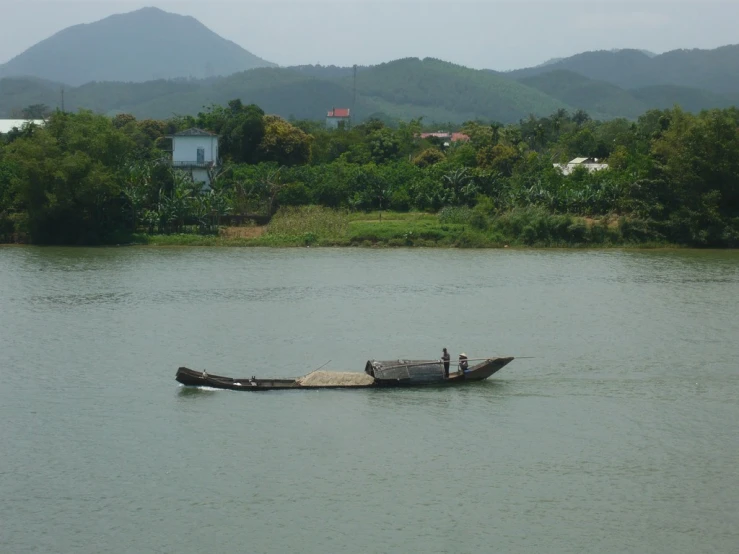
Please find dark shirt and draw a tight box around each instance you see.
[442,351,450,376]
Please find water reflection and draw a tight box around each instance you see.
[364,380,510,410]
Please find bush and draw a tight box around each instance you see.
[438,206,472,224]
[277,182,311,206]
[566,221,587,243]
[267,205,348,237]
[453,230,488,248]
[470,211,489,230]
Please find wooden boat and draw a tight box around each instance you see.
[175,356,514,391]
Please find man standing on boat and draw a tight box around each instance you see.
[442,348,451,378]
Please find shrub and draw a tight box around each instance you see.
[267,205,348,237]
[438,206,472,224]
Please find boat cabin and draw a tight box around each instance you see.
[365,359,447,384]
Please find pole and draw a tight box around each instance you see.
[352,64,357,111]
[375,357,536,371]
[311,360,332,372]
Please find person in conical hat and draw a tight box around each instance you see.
[458,352,468,372]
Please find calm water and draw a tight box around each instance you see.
[1,246,738,553]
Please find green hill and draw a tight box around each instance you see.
[630,85,736,112]
[351,58,568,123]
[1,59,571,124]
[518,70,648,119]
[2,56,736,124]
[518,69,738,118]
[507,45,739,94]
[0,7,275,86]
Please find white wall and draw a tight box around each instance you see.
[191,168,210,185]
[325,117,350,129]
[172,135,218,164]
[553,163,609,176]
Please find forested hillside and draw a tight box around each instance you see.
[346,58,567,123]
[1,59,571,123]
[518,70,739,120]
[4,50,739,124]
[507,45,739,93]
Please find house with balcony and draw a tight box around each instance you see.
[168,128,219,186]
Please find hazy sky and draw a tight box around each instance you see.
[1,1,737,70]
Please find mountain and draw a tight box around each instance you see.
[518,70,648,119]
[630,85,737,112]
[0,58,573,124]
[3,47,739,124]
[517,69,737,120]
[0,7,275,86]
[506,45,739,94]
[346,58,567,123]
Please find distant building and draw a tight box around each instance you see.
[0,119,45,134]
[553,157,609,176]
[419,131,470,147]
[326,108,351,129]
[168,128,219,186]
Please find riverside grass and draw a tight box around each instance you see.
[133,206,674,248]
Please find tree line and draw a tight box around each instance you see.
[1,101,738,246]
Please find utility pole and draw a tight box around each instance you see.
[60,86,65,113]
[352,64,357,128]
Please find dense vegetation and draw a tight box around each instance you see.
[0,7,274,86]
[1,102,738,247]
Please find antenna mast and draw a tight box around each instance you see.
[352,64,357,110]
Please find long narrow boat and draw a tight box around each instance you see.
[175,356,515,391]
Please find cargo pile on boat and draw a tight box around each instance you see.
[296,370,375,387]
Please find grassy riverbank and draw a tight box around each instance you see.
[132,207,675,248]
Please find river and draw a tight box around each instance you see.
[1,246,738,553]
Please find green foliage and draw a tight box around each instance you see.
[2,100,738,247]
[1,110,133,243]
[198,101,266,164]
[267,206,348,238]
[438,206,472,224]
[258,115,312,166]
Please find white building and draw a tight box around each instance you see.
[169,128,219,186]
[554,157,609,176]
[326,108,351,129]
[0,119,46,134]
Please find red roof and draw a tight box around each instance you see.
[327,108,350,118]
[451,132,470,142]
